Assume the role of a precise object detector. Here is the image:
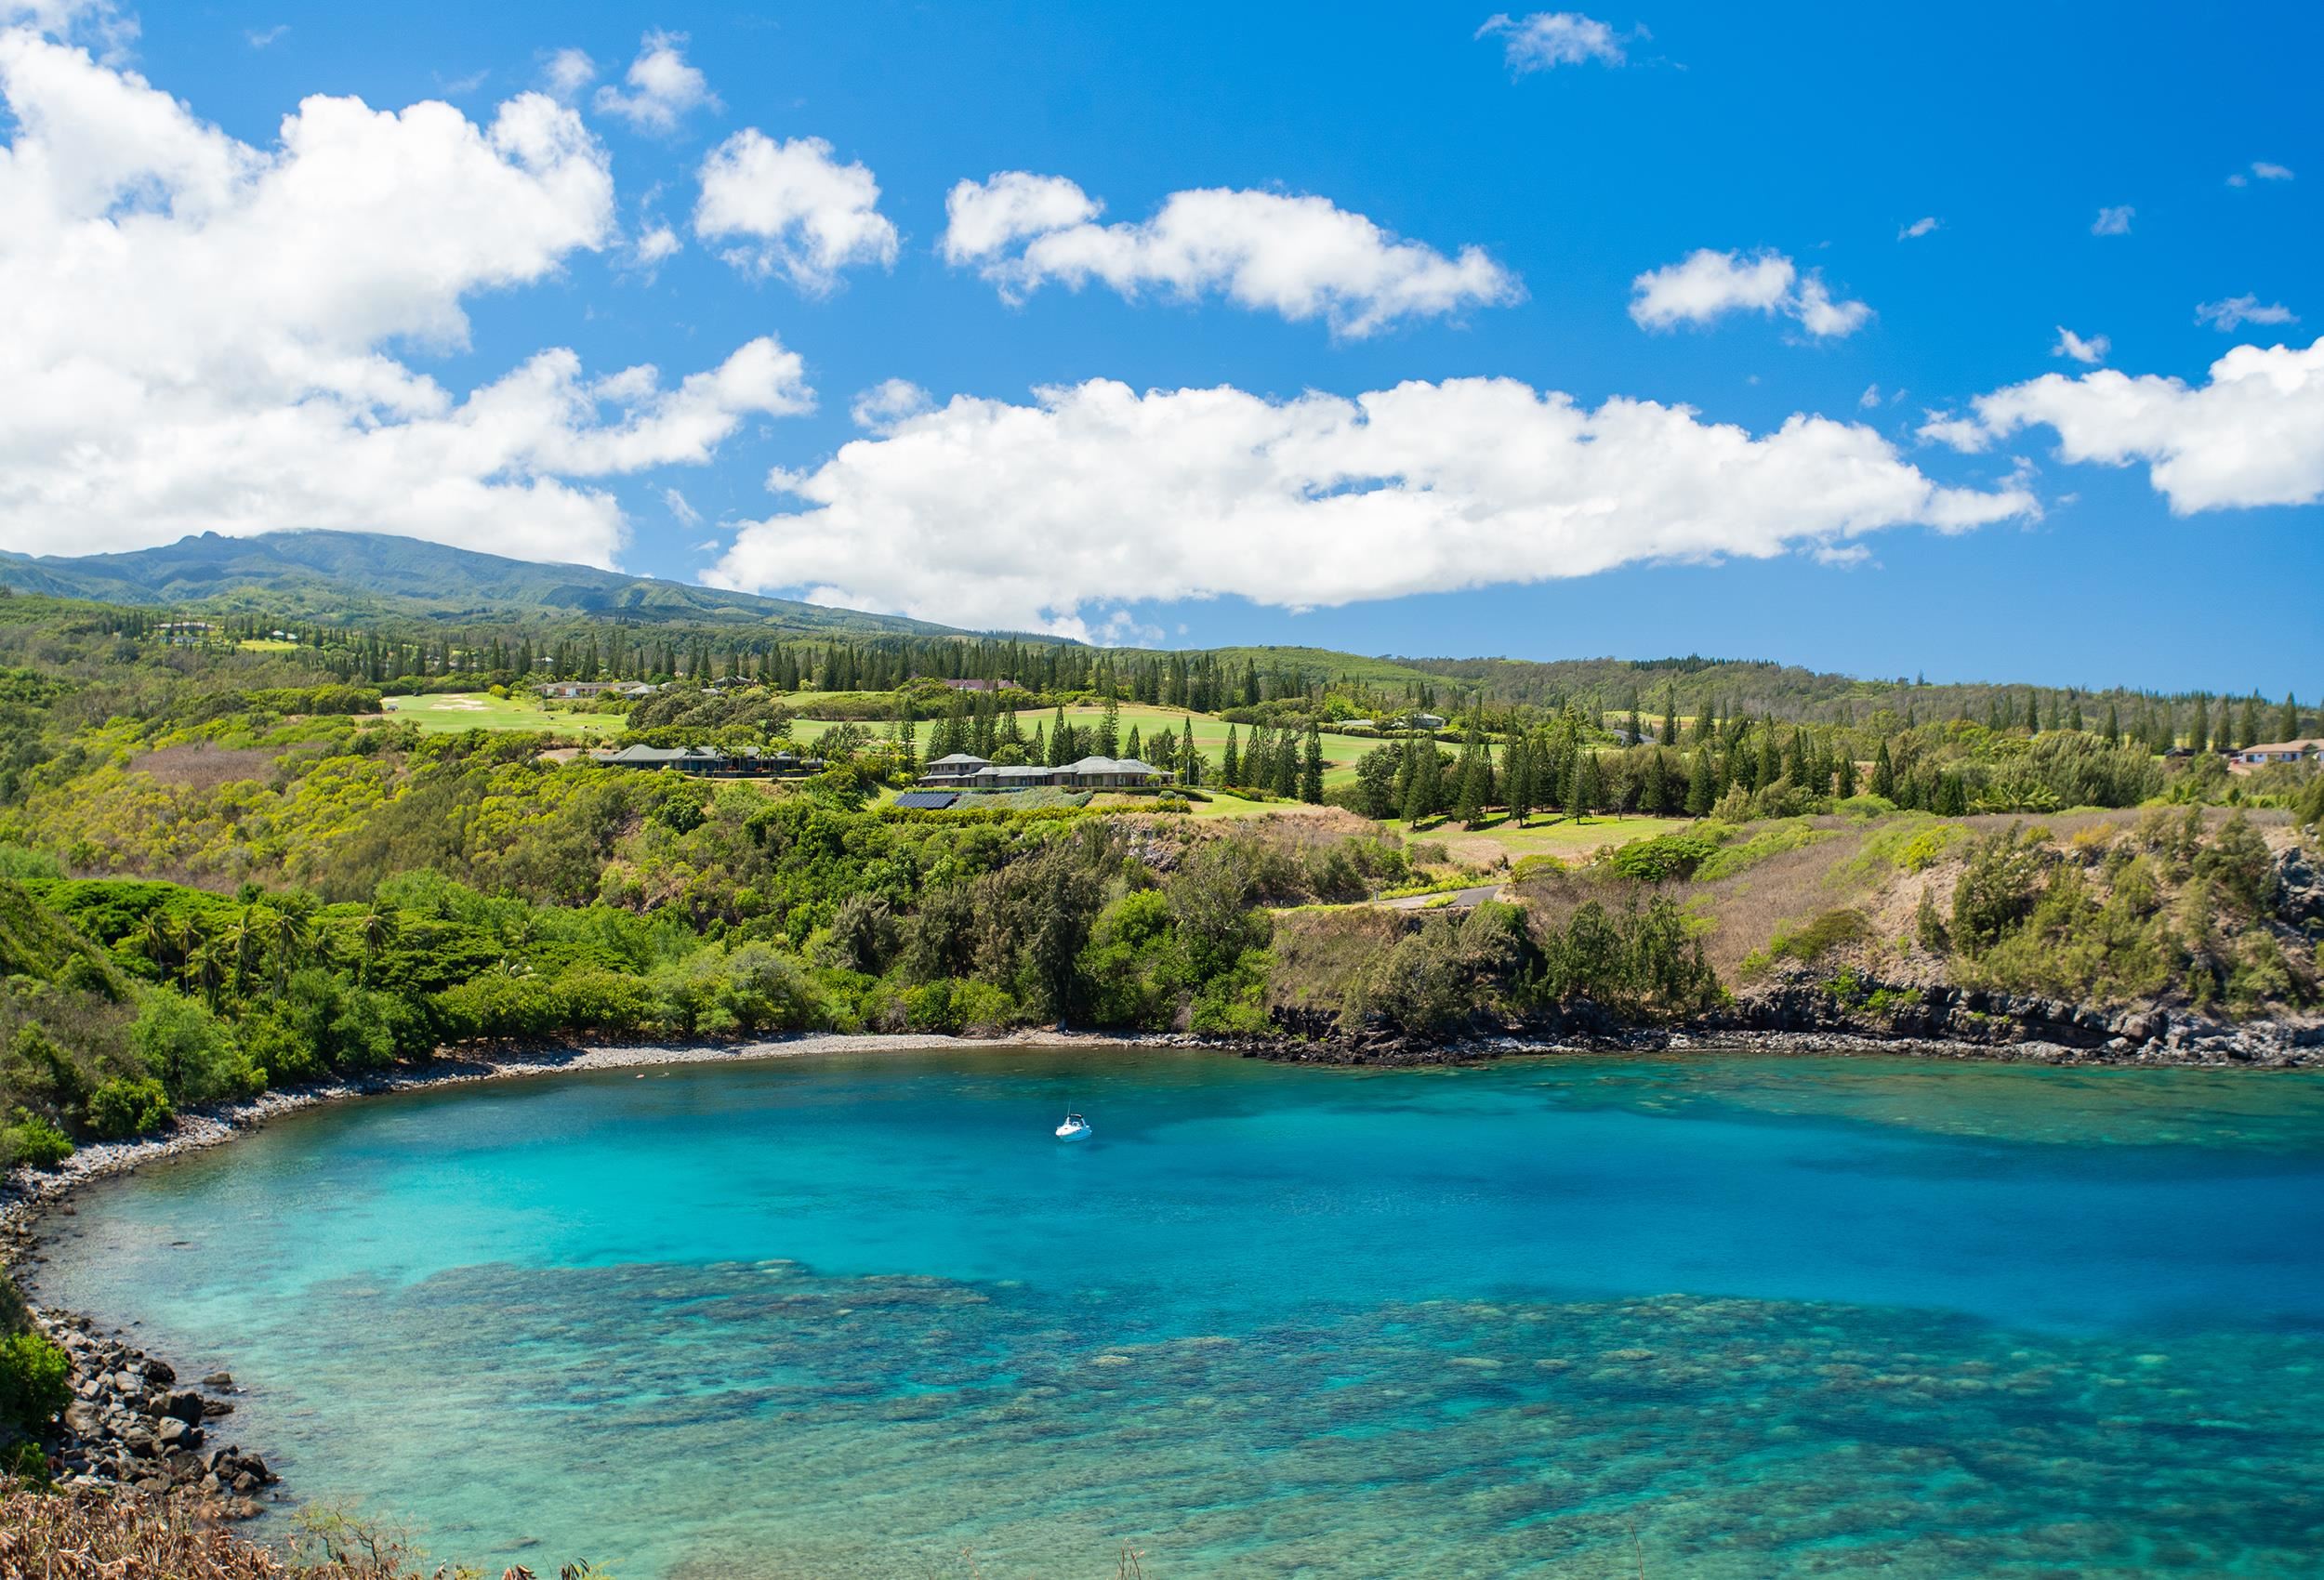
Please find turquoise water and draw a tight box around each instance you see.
[32,1047,2324,1577]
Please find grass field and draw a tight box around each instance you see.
[794,704,1386,786]
[383,692,624,737]
[1386,811,1692,868]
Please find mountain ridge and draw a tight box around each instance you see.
[0,530,979,639]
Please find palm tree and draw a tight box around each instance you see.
[352,906,397,984]
[262,904,314,988]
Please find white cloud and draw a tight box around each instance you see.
[1630,248,1869,338]
[850,377,933,431]
[2091,204,2133,236]
[693,129,898,292]
[0,20,809,564]
[1859,384,1882,409]
[543,47,595,99]
[593,30,717,134]
[1475,11,1625,72]
[2195,294,2297,332]
[631,222,680,268]
[662,487,701,526]
[941,173,1522,338]
[706,376,2031,637]
[244,24,284,49]
[1898,216,1938,240]
[2229,160,2293,187]
[1921,337,2324,514]
[2051,326,2109,364]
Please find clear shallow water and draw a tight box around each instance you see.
[32,1047,2324,1577]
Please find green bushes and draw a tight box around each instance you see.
[1606,831,1718,883]
[1950,826,2052,956]
[0,1331,71,1435]
[129,989,262,1105]
[0,1108,72,1168]
[85,1077,172,1139]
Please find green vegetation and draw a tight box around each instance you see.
[0,553,2315,1139]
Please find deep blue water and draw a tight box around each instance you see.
[32,1047,2324,1577]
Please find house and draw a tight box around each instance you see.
[891,790,961,810]
[912,753,1172,791]
[539,680,661,701]
[1400,712,1446,731]
[932,678,1023,693]
[918,752,993,787]
[2230,737,2324,773]
[591,744,825,777]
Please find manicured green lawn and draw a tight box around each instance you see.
[796,704,1385,786]
[382,692,624,737]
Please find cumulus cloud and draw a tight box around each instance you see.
[1629,248,1870,338]
[850,377,933,431]
[0,20,810,564]
[1921,337,2324,514]
[543,47,595,99]
[2091,204,2133,236]
[705,376,2031,637]
[694,129,898,292]
[2051,326,2109,364]
[1475,12,1625,72]
[2195,295,2297,332]
[593,30,717,133]
[632,223,680,266]
[1897,216,1938,240]
[940,173,1522,338]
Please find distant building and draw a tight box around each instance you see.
[590,744,822,777]
[540,680,660,700]
[931,678,1023,693]
[911,753,1171,791]
[1401,712,1446,731]
[2229,737,2324,773]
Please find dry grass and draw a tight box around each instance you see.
[1265,906,1408,1014]
[133,744,281,792]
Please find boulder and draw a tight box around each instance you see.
[163,1388,205,1423]
[201,1371,234,1389]
[141,1358,176,1386]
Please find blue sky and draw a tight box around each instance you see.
[4,2,2318,691]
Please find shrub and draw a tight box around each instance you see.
[1950,825,2051,956]
[0,1331,71,1435]
[130,988,260,1105]
[1,1110,72,1169]
[1607,831,1719,883]
[84,1076,172,1139]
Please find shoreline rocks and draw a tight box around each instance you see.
[22,1307,276,1519]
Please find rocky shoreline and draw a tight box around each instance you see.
[4,1010,2317,1521]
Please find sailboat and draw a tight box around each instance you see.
[1055,1111,1092,1141]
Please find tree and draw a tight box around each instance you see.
[1660,691,1679,748]
[2280,693,2301,743]
[1300,725,1325,804]
[1453,740,1488,828]
[1097,696,1121,759]
[1355,744,1399,820]
[1273,734,1298,798]
[1567,750,1602,823]
[2102,702,2120,746]
[1221,726,1240,786]
[1869,740,1896,799]
[1506,735,1536,825]
[1123,724,1142,763]
[1835,750,1858,798]
[1684,748,1715,816]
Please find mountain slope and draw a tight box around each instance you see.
[0,531,971,638]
